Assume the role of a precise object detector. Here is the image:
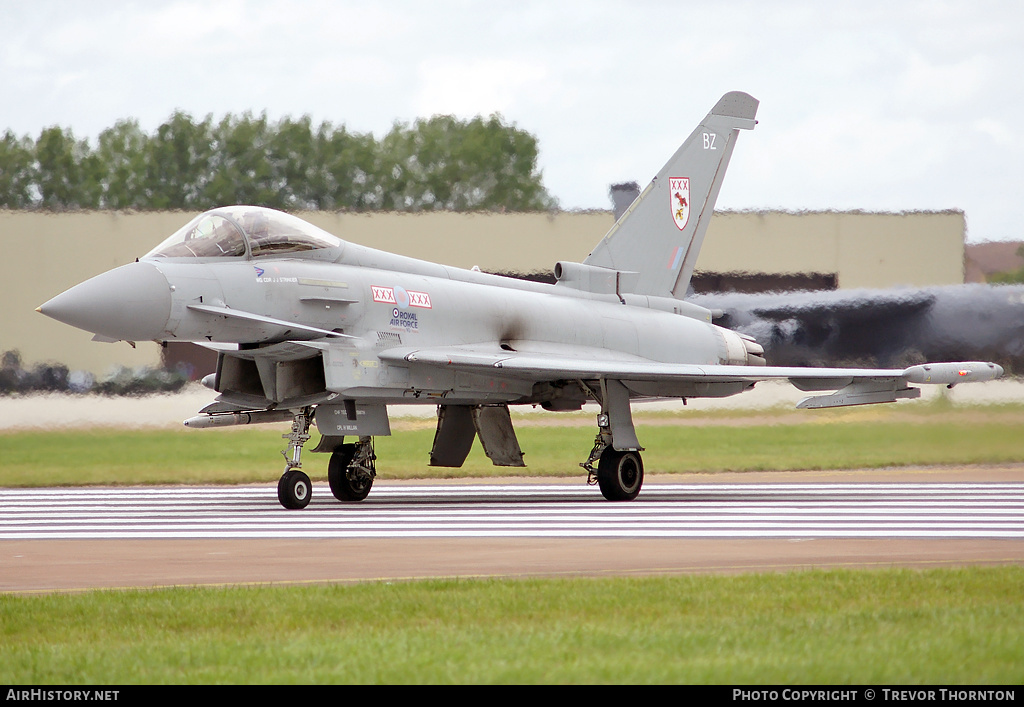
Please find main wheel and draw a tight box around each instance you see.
[278,470,312,509]
[328,445,373,502]
[596,448,644,501]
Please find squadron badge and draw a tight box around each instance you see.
[669,177,690,231]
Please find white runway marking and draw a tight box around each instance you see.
[1,483,1022,539]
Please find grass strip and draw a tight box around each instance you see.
[1,567,1021,684]
[2,409,1023,486]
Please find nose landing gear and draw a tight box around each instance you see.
[278,408,314,509]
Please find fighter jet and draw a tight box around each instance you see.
[38,92,1004,509]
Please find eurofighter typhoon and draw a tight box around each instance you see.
[38,92,1003,508]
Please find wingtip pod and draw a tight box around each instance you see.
[796,361,1004,409]
[903,362,1004,385]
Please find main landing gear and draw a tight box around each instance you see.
[598,447,644,501]
[327,437,376,502]
[276,408,376,509]
[581,433,645,501]
[579,379,645,501]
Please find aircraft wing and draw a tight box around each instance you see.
[378,345,1003,409]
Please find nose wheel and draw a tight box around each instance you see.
[278,469,312,509]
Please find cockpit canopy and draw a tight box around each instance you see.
[145,206,343,259]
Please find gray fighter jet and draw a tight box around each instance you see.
[38,92,1004,508]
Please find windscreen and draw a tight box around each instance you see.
[145,206,342,259]
[146,213,246,258]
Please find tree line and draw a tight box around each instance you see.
[0,112,557,212]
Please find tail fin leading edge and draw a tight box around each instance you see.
[584,91,758,299]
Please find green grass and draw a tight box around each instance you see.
[2,404,1023,486]
[3,404,1021,684]
[1,567,1021,684]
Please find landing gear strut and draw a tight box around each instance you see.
[579,379,645,501]
[278,408,313,509]
[328,437,376,502]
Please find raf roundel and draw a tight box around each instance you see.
[393,285,411,309]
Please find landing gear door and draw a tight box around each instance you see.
[315,402,391,437]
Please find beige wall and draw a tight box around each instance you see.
[2,209,964,374]
[700,211,965,289]
[304,211,610,273]
[3,211,186,375]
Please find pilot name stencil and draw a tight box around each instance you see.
[254,265,298,284]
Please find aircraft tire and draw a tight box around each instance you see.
[328,445,373,502]
[278,470,312,509]
[597,448,644,501]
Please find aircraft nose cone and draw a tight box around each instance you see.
[38,262,172,341]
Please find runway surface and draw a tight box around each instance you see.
[3,472,1023,592]
[3,481,1023,539]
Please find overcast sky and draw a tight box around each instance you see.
[4,0,1022,242]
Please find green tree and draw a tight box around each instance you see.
[379,114,556,212]
[141,111,214,209]
[34,126,101,209]
[97,119,148,209]
[1,110,555,212]
[268,115,318,209]
[204,112,281,208]
[310,121,380,210]
[0,130,36,208]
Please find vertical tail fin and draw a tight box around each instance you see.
[584,91,758,298]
